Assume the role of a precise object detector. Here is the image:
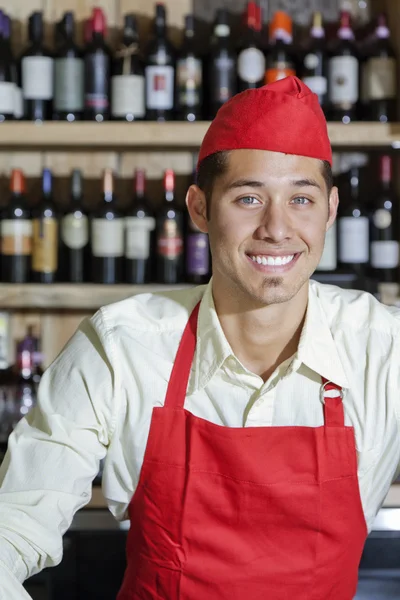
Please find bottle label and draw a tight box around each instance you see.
[61,214,89,250]
[0,82,15,114]
[125,216,156,259]
[265,65,295,84]
[237,48,265,83]
[186,232,209,275]
[366,57,396,101]
[111,74,145,118]
[92,219,124,257]
[157,220,183,259]
[304,53,319,70]
[302,75,327,96]
[1,220,32,256]
[84,54,110,110]
[145,65,174,110]
[328,56,359,106]
[211,56,236,103]
[316,222,336,271]
[22,56,54,100]
[32,218,58,273]
[338,216,369,263]
[371,240,399,269]
[54,58,84,112]
[373,208,392,229]
[177,57,202,107]
[13,86,23,119]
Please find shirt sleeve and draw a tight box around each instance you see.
[0,308,117,597]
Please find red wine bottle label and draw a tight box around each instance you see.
[365,57,396,101]
[338,217,369,263]
[111,75,145,118]
[54,58,84,112]
[371,241,399,269]
[32,218,58,273]
[328,56,359,107]
[186,233,209,275]
[157,220,183,259]
[237,48,265,83]
[145,66,174,110]
[125,216,155,259]
[0,220,32,256]
[61,214,89,250]
[91,218,124,257]
[0,82,15,114]
[316,222,336,271]
[177,58,202,107]
[22,56,54,100]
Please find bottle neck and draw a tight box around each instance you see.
[271,29,292,44]
[17,349,34,378]
[164,190,174,202]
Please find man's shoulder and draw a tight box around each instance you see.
[311,279,400,338]
[98,284,207,334]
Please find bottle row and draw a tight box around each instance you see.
[0,167,209,285]
[0,3,396,123]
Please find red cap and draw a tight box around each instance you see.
[92,7,107,34]
[10,169,26,194]
[198,76,332,168]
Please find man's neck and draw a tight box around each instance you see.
[212,282,309,382]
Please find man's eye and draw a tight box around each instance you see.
[292,197,311,205]
[239,196,261,205]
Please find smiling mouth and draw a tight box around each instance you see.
[246,253,301,271]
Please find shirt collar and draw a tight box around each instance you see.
[190,278,349,394]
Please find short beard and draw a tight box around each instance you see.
[262,276,283,288]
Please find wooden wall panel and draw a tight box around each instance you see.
[120,151,194,179]
[41,313,90,366]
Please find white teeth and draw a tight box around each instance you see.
[250,254,295,266]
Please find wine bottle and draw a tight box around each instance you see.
[207,9,237,119]
[328,11,359,123]
[176,14,203,121]
[338,167,369,277]
[31,169,59,283]
[301,12,328,111]
[91,169,124,284]
[362,13,397,123]
[84,8,111,121]
[61,170,89,283]
[237,1,265,92]
[1,169,32,283]
[186,217,210,284]
[370,155,399,282]
[21,11,53,122]
[0,12,15,121]
[125,169,156,284]
[5,16,23,121]
[111,14,145,121]
[315,221,337,272]
[145,3,175,121]
[156,170,184,284]
[54,12,84,121]
[265,11,296,84]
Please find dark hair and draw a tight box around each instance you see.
[197,151,333,210]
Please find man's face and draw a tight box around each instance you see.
[190,149,338,308]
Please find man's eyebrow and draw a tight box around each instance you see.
[224,179,266,191]
[289,178,322,191]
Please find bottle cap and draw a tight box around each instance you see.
[71,169,82,198]
[380,155,392,183]
[103,168,114,194]
[92,7,107,35]
[269,11,292,39]
[246,2,257,30]
[135,169,146,195]
[164,169,175,193]
[10,169,26,194]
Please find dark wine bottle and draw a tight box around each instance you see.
[145,3,175,121]
[84,8,111,121]
[176,14,203,121]
[301,11,328,111]
[328,11,359,123]
[237,1,265,92]
[207,9,237,119]
[54,12,84,121]
[185,217,210,284]
[91,169,124,284]
[21,11,53,122]
[111,14,145,121]
[5,15,23,120]
[265,11,296,84]
[1,169,32,283]
[125,169,155,284]
[31,169,59,283]
[61,170,89,283]
[362,13,397,123]
[338,166,369,277]
[370,155,399,282]
[0,12,15,121]
[156,169,184,284]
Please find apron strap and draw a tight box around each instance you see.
[164,302,200,409]
[321,377,345,427]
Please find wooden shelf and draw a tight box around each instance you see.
[0,283,193,310]
[1,122,400,149]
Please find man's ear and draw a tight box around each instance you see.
[326,186,339,231]
[186,185,208,233]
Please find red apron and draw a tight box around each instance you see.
[117,302,367,600]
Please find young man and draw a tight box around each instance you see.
[1,76,400,599]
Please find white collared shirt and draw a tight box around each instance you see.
[1,279,400,597]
